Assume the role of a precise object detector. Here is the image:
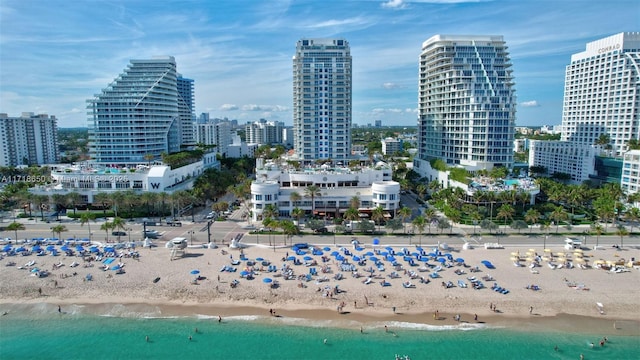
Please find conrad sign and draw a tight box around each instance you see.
[598,43,621,54]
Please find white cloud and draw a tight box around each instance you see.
[219,104,239,111]
[241,104,289,112]
[382,82,403,89]
[381,0,407,9]
[520,100,540,107]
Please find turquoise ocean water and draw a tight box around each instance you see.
[0,303,637,360]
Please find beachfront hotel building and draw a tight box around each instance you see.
[621,150,640,194]
[292,38,352,161]
[0,112,59,166]
[87,56,195,165]
[250,159,400,222]
[560,32,640,158]
[194,120,233,157]
[30,152,220,204]
[528,140,596,183]
[414,35,516,176]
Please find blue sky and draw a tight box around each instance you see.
[0,0,638,128]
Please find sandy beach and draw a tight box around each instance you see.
[1,238,639,335]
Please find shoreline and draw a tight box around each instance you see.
[2,241,639,338]
[3,298,639,337]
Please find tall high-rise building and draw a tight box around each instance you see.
[0,112,59,166]
[293,38,352,160]
[87,56,195,164]
[417,35,516,171]
[560,32,640,157]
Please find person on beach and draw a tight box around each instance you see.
[323,339,327,344]
[360,326,363,333]
[58,305,61,313]
[385,325,388,333]
[474,314,478,321]
[189,335,192,341]
[145,336,149,342]
[529,306,533,314]
[194,327,198,333]
[218,316,222,323]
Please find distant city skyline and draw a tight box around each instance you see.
[0,0,637,128]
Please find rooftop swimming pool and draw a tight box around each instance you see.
[503,179,520,186]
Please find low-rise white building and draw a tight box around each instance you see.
[381,137,402,155]
[30,152,219,204]
[250,159,400,222]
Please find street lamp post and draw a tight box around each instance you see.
[188,230,195,246]
[207,220,212,244]
[49,227,54,239]
[128,228,131,243]
[333,229,336,245]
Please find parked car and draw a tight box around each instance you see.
[143,230,160,239]
[165,219,182,227]
[112,231,127,236]
[313,227,328,234]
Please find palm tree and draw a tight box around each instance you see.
[51,194,67,220]
[6,222,25,242]
[624,207,640,233]
[349,195,361,210]
[262,204,279,220]
[550,206,569,234]
[65,192,82,216]
[304,185,322,215]
[398,206,412,234]
[110,191,126,218]
[344,207,359,222]
[94,192,111,218]
[51,224,68,240]
[496,204,515,233]
[371,206,385,232]
[80,212,96,239]
[423,208,437,234]
[524,208,541,234]
[100,221,113,243]
[416,183,427,200]
[590,223,604,248]
[291,207,305,231]
[289,191,302,207]
[144,153,155,166]
[111,217,127,242]
[615,225,628,248]
[411,215,426,245]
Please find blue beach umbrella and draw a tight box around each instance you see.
[3,245,12,252]
[111,265,121,270]
[15,247,26,252]
[456,258,465,263]
[46,245,55,251]
[303,256,313,261]
[331,251,339,256]
[256,257,264,261]
[369,256,378,262]
[287,256,296,261]
[336,255,345,261]
[240,270,250,277]
[323,247,331,251]
[437,257,446,263]
[365,251,374,256]
[373,238,380,245]
[263,278,273,284]
[416,247,423,252]
[190,270,200,275]
[385,246,393,251]
[90,247,99,253]
[353,256,361,262]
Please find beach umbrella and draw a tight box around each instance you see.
[373,238,380,245]
[90,247,99,253]
[331,251,339,256]
[416,247,423,252]
[365,252,374,256]
[240,270,250,277]
[456,258,465,263]
[369,256,379,262]
[45,245,55,251]
[263,278,273,284]
[353,256,361,262]
[190,270,200,275]
[15,247,26,252]
[386,256,396,262]
[437,257,446,263]
[380,251,388,256]
[303,256,313,261]
[420,258,430,262]
[323,247,331,251]
[287,256,296,261]
[111,265,121,270]
[385,246,393,251]
[261,261,270,266]
[256,257,264,261]
[32,245,41,251]
[336,255,345,261]
[291,246,299,251]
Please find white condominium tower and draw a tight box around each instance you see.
[560,32,640,157]
[293,38,352,161]
[87,56,195,164]
[418,35,516,171]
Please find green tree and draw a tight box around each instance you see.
[590,223,604,248]
[496,204,515,233]
[111,217,127,242]
[411,215,426,244]
[51,224,68,239]
[6,222,25,241]
[371,206,385,232]
[100,221,113,243]
[550,206,569,234]
[524,208,541,234]
[291,207,305,231]
[615,225,628,248]
[344,207,360,222]
[304,185,322,214]
[398,206,412,233]
[510,220,529,233]
[65,192,82,216]
[80,212,96,240]
[385,218,403,234]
